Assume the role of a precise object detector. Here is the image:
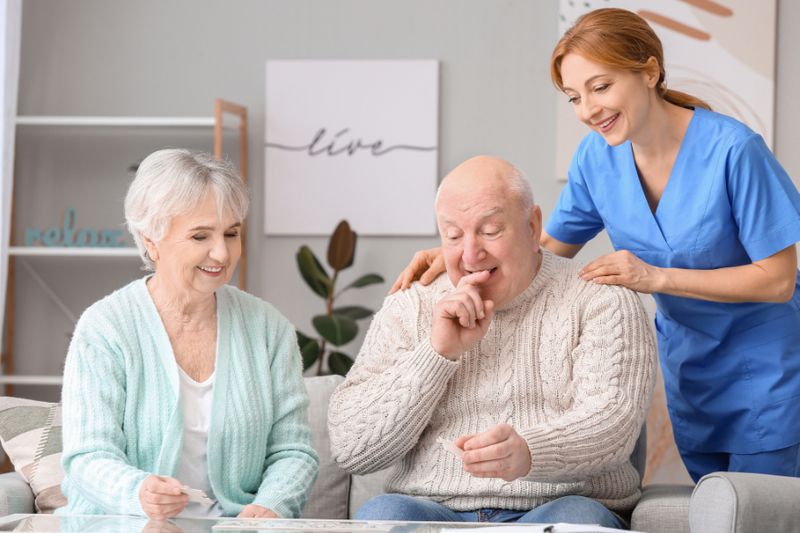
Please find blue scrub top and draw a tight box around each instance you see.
[546,108,800,454]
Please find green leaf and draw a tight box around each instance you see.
[297,330,320,370]
[333,305,374,320]
[327,220,357,271]
[312,314,358,346]
[342,273,384,291]
[328,351,354,376]
[296,245,331,298]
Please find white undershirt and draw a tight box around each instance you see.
[175,366,223,517]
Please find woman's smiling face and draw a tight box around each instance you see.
[559,52,658,146]
[146,190,242,297]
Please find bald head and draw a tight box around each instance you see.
[436,156,533,214]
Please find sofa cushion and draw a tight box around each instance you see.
[300,375,351,519]
[0,397,66,513]
[631,484,693,533]
[349,470,391,518]
[300,375,390,518]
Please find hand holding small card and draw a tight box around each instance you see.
[436,436,464,459]
[181,486,215,506]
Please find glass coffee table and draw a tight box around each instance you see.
[0,515,631,533]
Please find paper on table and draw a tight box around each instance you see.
[212,519,394,532]
[443,524,643,533]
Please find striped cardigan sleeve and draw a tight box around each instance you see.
[251,318,319,517]
[60,338,148,516]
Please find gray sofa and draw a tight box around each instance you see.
[2,375,800,533]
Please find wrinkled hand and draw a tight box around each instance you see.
[237,504,278,518]
[431,271,495,360]
[139,475,188,520]
[580,250,665,294]
[455,424,532,482]
[390,247,446,293]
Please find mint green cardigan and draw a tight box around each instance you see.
[59,278,319,517]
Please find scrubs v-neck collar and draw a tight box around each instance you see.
[625,109,698,253]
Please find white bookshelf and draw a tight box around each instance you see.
[0,375,63,386]
[4,99,250,393]
[15,115,233,128]
[9,246,140,257]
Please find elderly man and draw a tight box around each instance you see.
[328,156,655,528]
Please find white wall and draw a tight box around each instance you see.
[8,0,800,403]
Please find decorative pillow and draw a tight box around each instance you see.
[0,397,66,513]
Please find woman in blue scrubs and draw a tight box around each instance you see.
[391,8,800,482]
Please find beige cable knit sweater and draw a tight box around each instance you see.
[328,250,656,512]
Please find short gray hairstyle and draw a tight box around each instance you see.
[124,149,249,270]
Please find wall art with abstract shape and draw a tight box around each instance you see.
[555,0,776,181]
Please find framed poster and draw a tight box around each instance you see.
[555,0,776,180]
[264,60,439,235]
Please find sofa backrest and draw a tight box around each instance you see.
[632,424,647,483]
[302,375,391,519]
[302,375,350,519]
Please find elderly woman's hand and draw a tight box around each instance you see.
[139,475,189,520]
[237,504,278,518]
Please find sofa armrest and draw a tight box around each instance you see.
[690,472,800,533]
[0,472,35,515]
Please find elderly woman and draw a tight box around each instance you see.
[58,149,318,520]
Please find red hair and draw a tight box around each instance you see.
[551,8,710,110]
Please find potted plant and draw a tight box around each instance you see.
[295,220,383,375]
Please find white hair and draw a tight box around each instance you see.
[506,167,535,211]
[124,148,249,270]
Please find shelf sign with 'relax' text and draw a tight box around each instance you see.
[24,208,126,247]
